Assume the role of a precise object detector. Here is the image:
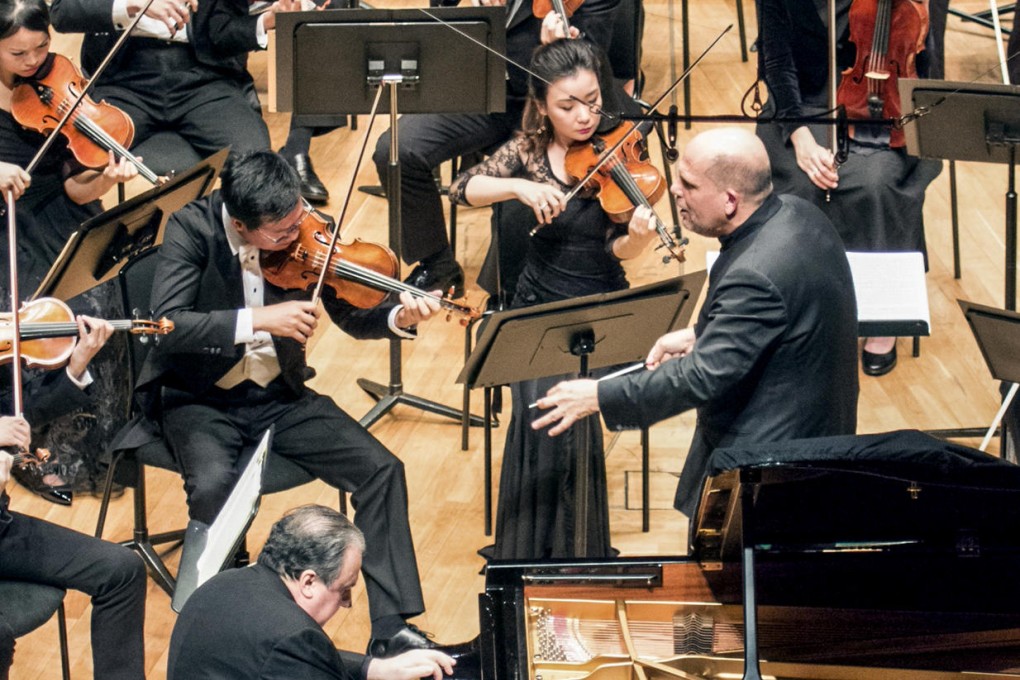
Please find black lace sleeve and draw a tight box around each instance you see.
[448,137,527,206]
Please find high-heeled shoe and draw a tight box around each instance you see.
[10,465,73,506]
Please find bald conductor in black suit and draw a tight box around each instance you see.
[533,128,860,518]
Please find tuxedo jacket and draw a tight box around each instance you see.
[168,563,367,680]
[137,193,400,400]
[598,194,859,508]
[50,0,259,83]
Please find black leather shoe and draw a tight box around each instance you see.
[862,344,897,377]
[11,465,73,506]
[404,260,465,298]
[289,153,330,205]
[367,623,438,658]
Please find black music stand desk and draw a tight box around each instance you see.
[276,8,504,429]
[899,78,1020,310]
[459,271,707,544]
[957,299,1020,456]
[33,148,227,302]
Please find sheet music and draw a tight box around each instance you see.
[195,429,271,584]
[846,252,930,329]
[706,251,930,333]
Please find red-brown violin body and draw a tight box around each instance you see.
[837,0,928,148]
[11,53,161,184]
[564,122,665,225]
[261,207,481,325]
[0,297,173,369]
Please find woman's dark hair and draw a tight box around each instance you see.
[520,38,602,154]
[0,0,49,41]
[259,505,365,587]
[220,150,302,230]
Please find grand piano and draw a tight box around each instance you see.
[469,431,1020,679]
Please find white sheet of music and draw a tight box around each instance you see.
[706,250,930,333]
[195,429,271,584]
[846,252,930,330]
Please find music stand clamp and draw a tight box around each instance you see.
[459,272,707,551]
[275,8,505,429]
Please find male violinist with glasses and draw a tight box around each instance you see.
[129,150,447,657]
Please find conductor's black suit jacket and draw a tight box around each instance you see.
[598,193,860,515]
[168,563,367,680]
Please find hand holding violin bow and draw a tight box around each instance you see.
[0,163,31,202]
[126,0,197,36]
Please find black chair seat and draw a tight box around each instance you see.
[0,582,65,636]
[132,131,202,177]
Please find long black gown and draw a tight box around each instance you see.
[451,136,629,559]
[0,109,129,491]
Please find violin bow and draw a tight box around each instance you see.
[560,25,732,204]
[23,0,161,175]
[5,189,23,418]
[308,85,386,307]
[416,7,616,122]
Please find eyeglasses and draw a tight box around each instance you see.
[256,200,313,245]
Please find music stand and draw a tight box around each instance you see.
[32,148,228,302]
[459,271,707,550]
[957,300,1020,454]
[276,8,505,429]
[899,79,1020,310]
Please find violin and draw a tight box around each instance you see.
[532,0,582,29]
[260,206,482,326]
[0,297,174,369]
[836,0,928,148]
[563,122,687,263]
[11,54,163,185]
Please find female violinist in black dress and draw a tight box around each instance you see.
[449,39,658,559]
[755,0,946,377]
[0,0,137,500]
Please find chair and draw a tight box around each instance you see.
[0,582,70,680]
[116,131,203,204]
[94,248,347,597]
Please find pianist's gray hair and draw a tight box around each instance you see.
[258,505,365,587]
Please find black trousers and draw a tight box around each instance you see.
[0,508,147,680]
[372,106,523,265]
[162,382,425,623]
[95,40,270,165]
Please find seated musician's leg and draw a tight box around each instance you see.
[0,512,146,680]
[174,78,271,161]
[372,110,520,295]
[162,401,246,524]
[268,391,433,654]
[826,147,940,376]
[0,615,11,680]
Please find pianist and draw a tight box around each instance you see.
[168,505,455,680]
[533,127,859,519]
